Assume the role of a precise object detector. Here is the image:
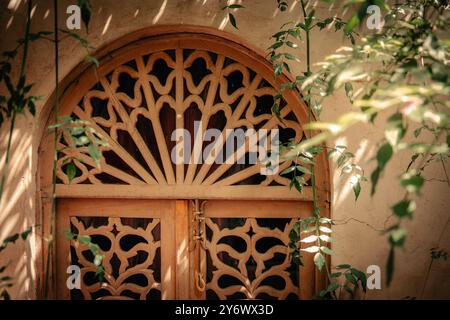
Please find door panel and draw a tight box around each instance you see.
[189,200,314,300]
[56,199,176,300]
[56,199,313,300]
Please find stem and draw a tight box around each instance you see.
[440,157,450,188]
[0,112,17,201]
[0,0,32,202]
[300,0,310,74]
[420,217,450,299]
[299,0,334,290]
[44,0,59,298]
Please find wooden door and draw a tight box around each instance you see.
[42,27,330,300]
[56,198,177,300]
[56,198,312,300]
[188,200,314,300]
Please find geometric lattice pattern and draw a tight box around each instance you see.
[69,217,161,300]
[56,49,308,187]
[205,218,299,300]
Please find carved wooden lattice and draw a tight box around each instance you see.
[56,49,309,188]
[69,217,161,300]
[205,218,299,300]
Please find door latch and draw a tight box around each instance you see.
[191,199,207,293]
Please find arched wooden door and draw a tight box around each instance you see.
[38,26,330,300]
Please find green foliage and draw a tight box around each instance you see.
[317,264,367,299]
[49,116,108,182]
[430,248,448,260]
[63,231,105,281]
[77,0,92,32]
[0,0,101,299]
[221,4,245,29]
[0,227,33,300]
[268,0,449,289]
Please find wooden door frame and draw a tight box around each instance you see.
[36,25,331,299]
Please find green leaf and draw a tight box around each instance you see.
[85,55,99,67]
[371,143,393,195]
[283,53,298,61]
[320,246,335,256]
[353,181,361,201]
[400,173,424,194]
[229,13,238,29]
[222,4,244,9]
[3,234,19,245]
[77,235,91,245]
[386,247,395,286]
[376,143,393,170]
[286,41,298,48]
[317,17,334,30]
[326,281,340,293]
[66,163,77,183]
[389,227,407,247]
[301,246,320,253]
[314,252,326,271]
[20,227,32,240]
[95,265,105,282]
[1,289,10,300]
[336,264,351,269]
[331,272,342,278]
[319,234,334,242]
[274,63,283,78]
[295,165,312,175]
[345,82,353,102]
[319,226,332,233]
[345,272,357,285]
[392,200,415,220]
[281,166,296,175]
[344,14,360,33]
[301,235,318,243]
[87,144,102,166]
[63,230,75,240]
[351,268,367,291]
[77,0,92,32]
[94,254,103,266]
[283,62,291,73]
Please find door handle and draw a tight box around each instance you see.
[191,199,207,293]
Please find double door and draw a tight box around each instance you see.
[56,198,313,299]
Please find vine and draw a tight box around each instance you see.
[0,0,106,299]
[265,0,369,298]
[268,0,449,293]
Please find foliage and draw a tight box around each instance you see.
[265,0,450,292]
[261,0,368,298]
[0,227,33,300]
[63,231,105,281]
[319,264,367,299]
[0,0,105,298]
[45,0,105,298]
[221,4,245,29]
[49,116,107,183]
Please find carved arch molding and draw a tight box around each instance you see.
[39,26,330,300]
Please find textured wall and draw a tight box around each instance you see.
[0,0,448,299]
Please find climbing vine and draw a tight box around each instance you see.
[268,0,449,296]
[0,0,106,299]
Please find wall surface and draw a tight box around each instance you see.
[0,0,449,299]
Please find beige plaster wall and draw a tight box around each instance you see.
[0,0,448,299]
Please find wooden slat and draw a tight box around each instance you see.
[203,200,313,218]
[175,200,190,299]
[48,184,313,201]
